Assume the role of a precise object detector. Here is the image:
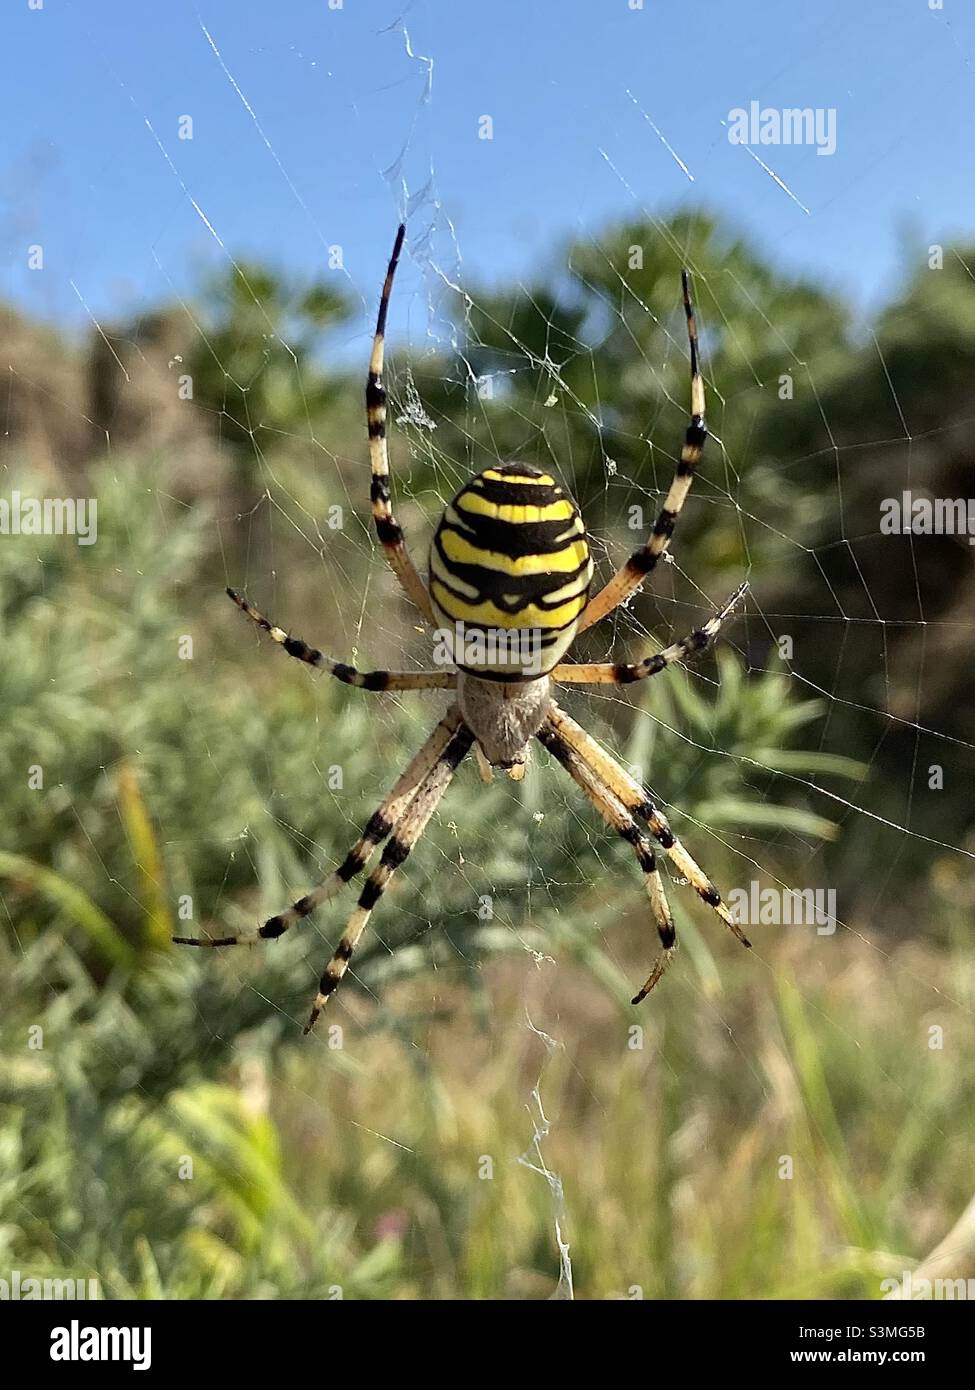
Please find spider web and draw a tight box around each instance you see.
[4,0,975,1302]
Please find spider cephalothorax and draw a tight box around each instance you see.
[454,671,551,769]
[176,223,751,1033]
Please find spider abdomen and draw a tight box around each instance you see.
[429,463,593,678]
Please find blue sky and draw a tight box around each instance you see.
[3,0,974,348]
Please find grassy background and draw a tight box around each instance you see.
[2,213,974,1298]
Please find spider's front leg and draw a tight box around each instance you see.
[535,720,679,1001]
[303,721,474,1033]
[174,707,465,952]
[538,702,750,1002]
[547,703,749,950]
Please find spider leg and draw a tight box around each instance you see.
[173,708,464,950]
[366,224,436,625]
[545,703,750,951]
[577,269,707,633]
[535,721,678,1002]
[474,745,495,783]
[304,721,474,1033]
[552,583,747,685]
[226,589,454,691]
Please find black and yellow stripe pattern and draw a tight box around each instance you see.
[304,720,474,1034]
[225,588,455,692]
[429,463,594,678]
[542,703,751,950]
[577,268,707,632]
[366,224,436,625]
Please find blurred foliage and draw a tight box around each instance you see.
[1,212,974,1298]
[407,215,975,905]
[186,260,354,488]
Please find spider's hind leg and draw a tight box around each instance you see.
[365,224,436,624]
[576,268,707,634]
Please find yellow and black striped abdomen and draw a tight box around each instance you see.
[429,464,593,678]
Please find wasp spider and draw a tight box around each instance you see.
[175,225,751,1033]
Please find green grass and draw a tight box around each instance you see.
[1,458,970,1299]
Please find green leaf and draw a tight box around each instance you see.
[694,798,840,841]
[0,851,137,969]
